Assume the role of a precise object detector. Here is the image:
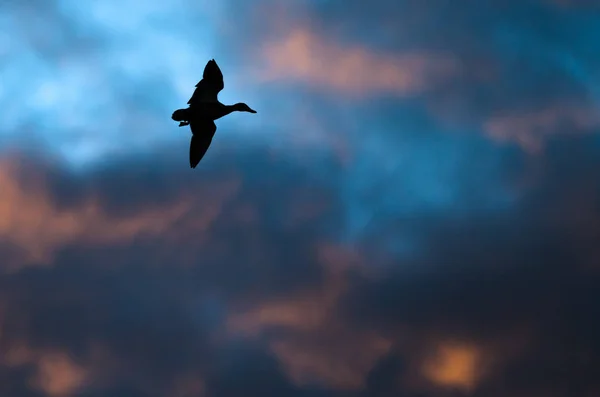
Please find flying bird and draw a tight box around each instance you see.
[171,59,257,168]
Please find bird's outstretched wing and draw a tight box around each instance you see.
[187,59,224,106]
[189,119,217,168]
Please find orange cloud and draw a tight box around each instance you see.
[0,157,239,270]
[421,342,481,391]
[484,104,600,153]
[227,244,391,390]
[2,339,208,397]
[258,29,457,96]
[269,331,391,390]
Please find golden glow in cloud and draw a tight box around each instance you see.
[422,342,481,391]
[259,29,457,96]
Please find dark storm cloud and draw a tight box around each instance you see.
[338,134,600,396]
[0,146,342,291]
[4,133,600,396]
[0,147,343,396]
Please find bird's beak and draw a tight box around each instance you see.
[249,108,257,113]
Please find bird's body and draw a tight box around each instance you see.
[171,59,256,168]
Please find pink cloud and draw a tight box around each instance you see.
[0,156,240,270]
[257,29,458,96]
[227,244,392,390]
[30,353,88,397]
[484,104,600,153]
[1,345,88,397]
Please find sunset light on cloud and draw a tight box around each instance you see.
[259,29,458,96]
[1,0,600,396]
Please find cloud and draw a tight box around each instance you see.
[1,132,600,396]
[0,343,89,397]
[484,103,600,152]
[257,29,457,97]
[421,343,481,391]
[30,353,88,397]
[0,148,347,397]
[0,155,236,270]
[0,0,231,165]
[227,245,392,390]
[5,0,599,169]
[237,0,600,155]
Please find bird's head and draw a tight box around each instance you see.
[234,103,257,113]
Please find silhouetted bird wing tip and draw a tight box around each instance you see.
[189,120,217,168]
[203,59,223,85]
[188,59,224,105]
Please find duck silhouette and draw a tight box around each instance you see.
[171,59,257,168]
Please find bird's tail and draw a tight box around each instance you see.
[171,108,190,122]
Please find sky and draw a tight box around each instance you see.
[1,0,600,396]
